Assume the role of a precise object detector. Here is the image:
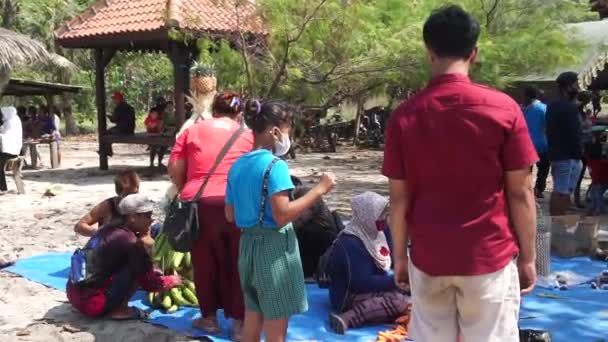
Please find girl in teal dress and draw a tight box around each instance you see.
[225,101,336,342]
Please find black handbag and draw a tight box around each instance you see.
[163,126,245,252]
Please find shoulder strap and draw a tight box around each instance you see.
[258,158,280,226]
[192,125,245,201]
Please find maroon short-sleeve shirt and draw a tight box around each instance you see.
[382,73,538,276]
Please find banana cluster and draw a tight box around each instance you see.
[148,232,198,312]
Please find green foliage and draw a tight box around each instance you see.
[2,0,597,134]
[205,0,592,106]
[189,61,215,77]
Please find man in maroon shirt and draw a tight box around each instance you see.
[382,5,538,341]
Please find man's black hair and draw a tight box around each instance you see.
[556,71,578,89]
[423,5,480,59]
[524,87,539,100]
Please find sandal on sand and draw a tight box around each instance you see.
[0,257,14,269]
[329,313,347,335]
[110,307,150,321]
[193,317,221,334]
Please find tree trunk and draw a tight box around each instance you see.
[0,67,10,96]
[1,0,18,29]
[353,98,364,146]
[61,93,78,135]
[51,44,78,135]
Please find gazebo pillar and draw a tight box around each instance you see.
[169,42,187,128]
[94,49,108,170]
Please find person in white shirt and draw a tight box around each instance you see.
[0,106,23,193]
[52,108,62,165]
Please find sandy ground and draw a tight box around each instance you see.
[0,137,388,342]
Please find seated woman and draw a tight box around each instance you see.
[327,192,409,334]
[74,170,141,237]
[67,194,182,320]
[290,175,343,278]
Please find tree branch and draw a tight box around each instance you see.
[233,1,254,95]
[322,81,384,110]
[266,0,329,97]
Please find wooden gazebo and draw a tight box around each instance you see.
[2,78,83,98]
[510,20,608,100]
[54,0,263,169]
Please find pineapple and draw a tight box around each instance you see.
[190,62,217,95]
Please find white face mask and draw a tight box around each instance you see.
[273,129,291,157]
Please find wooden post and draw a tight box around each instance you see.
[49,141,59,169]
[11,157,25,194]
[170,42,186,129]
[95,49,108,170]
[29,143,38,169]
[353,99,364,146]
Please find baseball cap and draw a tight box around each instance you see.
[111,91,124,101]
[118,194,154,215]
[556,71,578,88]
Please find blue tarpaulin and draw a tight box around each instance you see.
[5,253,608,341]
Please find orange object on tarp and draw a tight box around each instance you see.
[376,305,411,342]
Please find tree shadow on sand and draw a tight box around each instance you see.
[15,303,204,342]
[20,165,170,186]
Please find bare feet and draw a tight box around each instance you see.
[193,316,221,333]
[108,307,149,320]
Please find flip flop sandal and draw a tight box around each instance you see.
[111,307,150,321]
[0,257,14,269]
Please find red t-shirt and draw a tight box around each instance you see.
[144,114,162,134]
[170,118,254,200]
[382,73,538,276]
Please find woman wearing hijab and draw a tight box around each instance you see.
[0,107,23,194]
[326,192,410,334]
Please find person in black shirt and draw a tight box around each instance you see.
[108,92,135,135]
[290,175,343,278]
[546,72,584,215]
[103,92,135,156]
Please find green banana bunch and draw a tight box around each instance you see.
[147,287,199,312]
[152,232,193,275]
[147,231,199,313]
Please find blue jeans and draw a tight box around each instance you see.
[551,160,583,194]
[589,183,608,213]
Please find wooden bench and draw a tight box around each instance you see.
[23,139,59,169]
[99,133,176,147]
[4,156,25,194]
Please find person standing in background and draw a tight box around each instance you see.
[383,6,537,341]
[0,107,23,194]
[523,87,549,199]
[592,89,602,118]
[546,72,583,216]
[574,91,594,208]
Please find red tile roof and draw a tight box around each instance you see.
[55,0,264,43]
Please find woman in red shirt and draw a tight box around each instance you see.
[168,91,253,339]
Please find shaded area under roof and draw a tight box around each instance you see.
[518,20,608,88]
[54,0,264,50]
[2,78,84,97]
